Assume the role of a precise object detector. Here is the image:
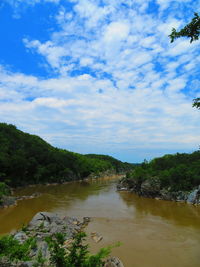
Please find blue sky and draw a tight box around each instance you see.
[0,0,200,162]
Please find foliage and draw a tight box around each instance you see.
[33,250,47,267]
[169,13,200,43]
[0,235,36,262]
[125,151,200,191]
[0,182,11,204]
[46,232,112,267]
[0,123,133,187]
[193,97,200,109]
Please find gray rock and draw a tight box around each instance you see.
[104,257,124,267]
[187,185,200,204]
[28,212,53,228]
[37,241,50,259]
[14,232,28,244]
[140,177,161,197]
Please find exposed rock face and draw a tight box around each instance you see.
[140,177,161,198]
[5,212,85,267]
[27,212,81,239]
[117,178,200,205]
[2,212,125,267]
[187,185,200,205]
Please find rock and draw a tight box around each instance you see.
[17,262,33,267]
[117,177,139,192]
[140,177,161,198]
[28,212,55,228]
[104,257,124,267]
[37,241,50,259]
[187,185,200,204]
[0,257,15,266]
[14,232,28,244]
[0,196,16,208]
[91,232,103,243]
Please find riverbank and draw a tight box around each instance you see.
[0,177,200,266]
[0,211,124,267]
[0,173,124,209]
[117,176,200,205]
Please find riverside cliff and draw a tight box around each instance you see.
[117,151,200,205]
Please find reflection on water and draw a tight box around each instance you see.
[0,177,200,267]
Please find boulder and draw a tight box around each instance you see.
[140,177,161,197]
[14,232,28,244]
[104,257,124,267]
[187,185,200,204]
[91,232,103,243]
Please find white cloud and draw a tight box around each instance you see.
[1,0,199,161]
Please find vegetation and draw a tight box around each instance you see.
[0,182,11,204]
[125,151,200,191]
[0,235,36,262]
[169,13,200,109]
[169,12,200,43]
[0,123,133,187]
[193,97,200,109]
[0,232,113,267]
[46,232,112,267]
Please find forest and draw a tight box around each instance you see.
[0,123,133,188]
[125,151,200,192]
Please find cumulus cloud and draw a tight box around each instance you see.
[1,0,200,161]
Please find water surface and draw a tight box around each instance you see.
[0,177,200,267]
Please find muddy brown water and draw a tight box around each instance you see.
[0,177,200,267]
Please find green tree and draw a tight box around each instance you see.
[193,97,200,109]
[169,13,200,43]
[169,13,200,110]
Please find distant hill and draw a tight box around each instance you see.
[0,123,133,187]
[85,154,135,173]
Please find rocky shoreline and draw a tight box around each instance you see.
[0,212,124,267]
[0,193,41,209]
[117,177,200,205]
[0,173,124,209]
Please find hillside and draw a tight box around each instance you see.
[0,123,132,187]
[118,152,200,203]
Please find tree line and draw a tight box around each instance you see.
[126,151,200,192]
[0,123,133,187]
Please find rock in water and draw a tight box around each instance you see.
[91,232,103,243]
[187,185,200,204]
[104,257,124,267]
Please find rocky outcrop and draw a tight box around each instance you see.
[140,177,161,198]
[2,212,125,266]
[0,195,16,208]
[117,178,200,205]
[0,193,41,209]
[187,185,200,204]
[2,212,85,267]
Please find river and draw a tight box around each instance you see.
[0,176,200,267]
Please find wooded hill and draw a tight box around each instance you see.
[125,151,200,192]
[0,123,133,187]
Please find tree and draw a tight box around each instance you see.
[169,13,200,43]
[169,13,200,110]
[193,97,200,109]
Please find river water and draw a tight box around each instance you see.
[0,176,200,267]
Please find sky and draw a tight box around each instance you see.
[0,0,200,163]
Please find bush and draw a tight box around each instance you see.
[46,232,112,267]
[0,235,36,262]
